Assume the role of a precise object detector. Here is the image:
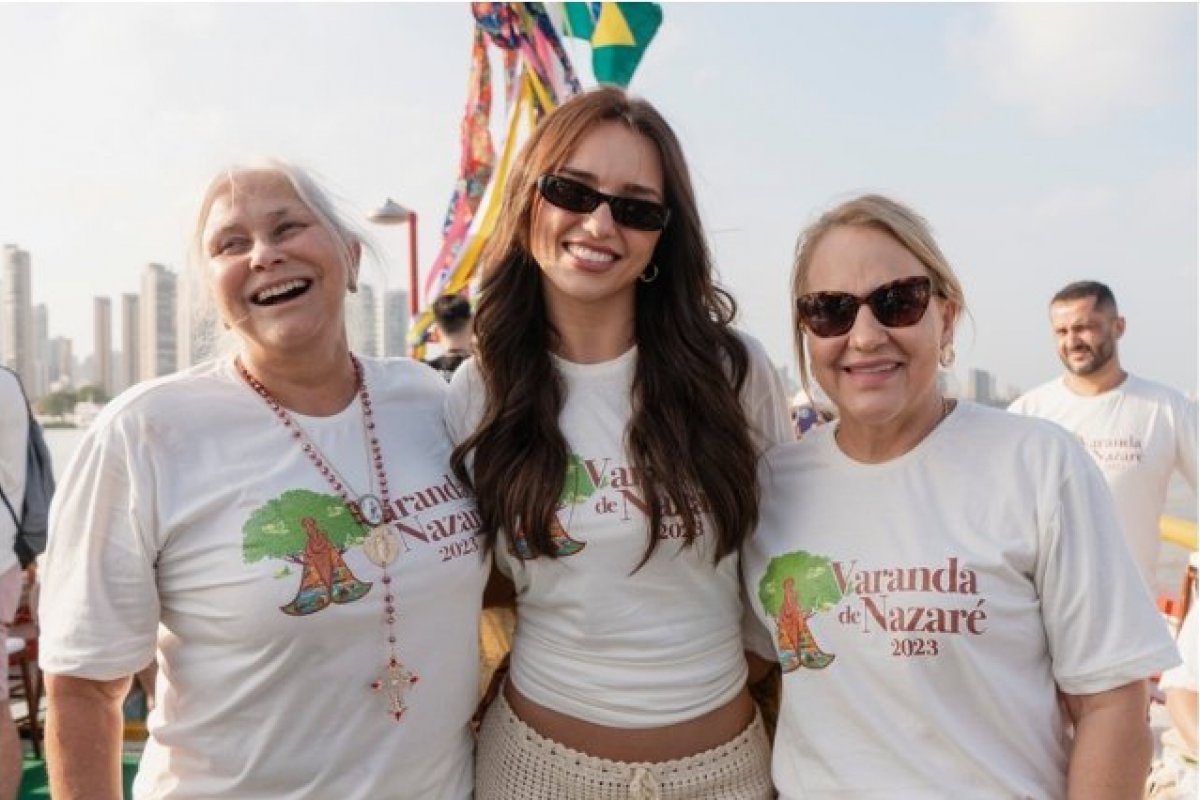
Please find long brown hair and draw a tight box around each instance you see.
[451,87,761,568]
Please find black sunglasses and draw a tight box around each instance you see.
[796,276,935,338]
[536,174,671,232]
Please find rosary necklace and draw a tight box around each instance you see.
[235,353,418,721]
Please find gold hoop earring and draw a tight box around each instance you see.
[939,342,956,368]
[639,263,659,284]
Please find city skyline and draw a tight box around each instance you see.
[0,5,1195,396]
[0,246,418,400]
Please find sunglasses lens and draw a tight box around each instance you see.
[538,175,670,232]
[797,277,933,338]
[539,175,600,214]
[610,199,671,231]
[797,294,858,337]
[871,279,931,327]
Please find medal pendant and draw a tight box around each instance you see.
[363,525,400,567]
[357,494,385,527]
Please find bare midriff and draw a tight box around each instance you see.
[502,680,756,762]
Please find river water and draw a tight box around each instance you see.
[42,427,1199,596]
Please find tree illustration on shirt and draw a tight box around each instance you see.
[758,550,844,672]
[243,489,373,616]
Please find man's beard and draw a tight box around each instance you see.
[1062,339,1116,376]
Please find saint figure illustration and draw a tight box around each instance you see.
[279,517,373,615]
[242,490,374,616]
[758,551,843,672]
[775,576,835,671]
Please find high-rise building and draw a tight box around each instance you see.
[32,303,49,397]
[1,244,33,388]
[176,275,216,370]
[94,296,112,395]
[112,353,126,393]
[349,283,379,357]
[379,289,410,358]
[79,354,95,390]
[47,336,73,391]
[140,263,177,381]
[966,368,996,406]
[120,293,140,391]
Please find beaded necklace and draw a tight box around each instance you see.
[235,353,418,721]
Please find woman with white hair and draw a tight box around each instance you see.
[39,161,486,799]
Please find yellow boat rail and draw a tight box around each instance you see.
[1161,515,1198,551]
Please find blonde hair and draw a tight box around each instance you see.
[790,194,967,390]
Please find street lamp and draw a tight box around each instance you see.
[368,198,420,319]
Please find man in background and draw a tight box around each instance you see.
[1009,280,1197,591]
[424,293,474,381]
[0,369,29,800]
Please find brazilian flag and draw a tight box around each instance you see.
[562,3,663,88]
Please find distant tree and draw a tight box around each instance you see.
[75,384,110,403]
[35,390,77,420]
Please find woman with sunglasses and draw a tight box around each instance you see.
[742,194,1178,798]
[445,86,792,798]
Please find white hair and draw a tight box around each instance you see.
[182,158,380,358]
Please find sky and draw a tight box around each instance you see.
[0,2,1196,396]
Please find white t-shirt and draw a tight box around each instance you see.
[39,357,487,800]
[743,401,1179,799]
[1009,374,1198,588]
[445,332,792,727]
[0,369,28,576]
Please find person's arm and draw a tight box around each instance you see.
[1165,687,1198,755]
[482,562,515,609]
[745,650,777,685]
[1161,606,1199,754]
[1061,680,1151,800]
[46,673,132,800]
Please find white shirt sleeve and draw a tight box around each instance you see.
[443,358,485,449]
[740,584,776,661]
[1038,440,1180,695]
[38,411,160,679]
[739,333,793,451]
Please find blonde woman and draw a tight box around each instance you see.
[744,194,1178,799]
